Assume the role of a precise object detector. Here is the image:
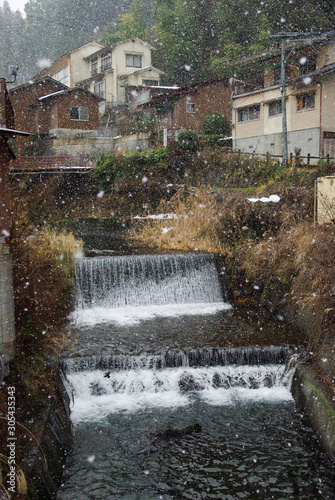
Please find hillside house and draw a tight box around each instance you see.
[34,38,163,111]
[138,79,232,142]
[231,33,335,162]
[9,77,101,155]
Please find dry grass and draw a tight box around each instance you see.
[12,228,83,337]
[131,184,334,358]
[131,185,314,252]
[10,226,82,397]
[131,187,226,253]
[241,223,335,346]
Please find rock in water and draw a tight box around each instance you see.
[153,422,202,441]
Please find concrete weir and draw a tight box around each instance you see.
[22,358,335,498]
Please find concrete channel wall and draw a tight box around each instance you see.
[0,247,15,377]
[292,366,335,461]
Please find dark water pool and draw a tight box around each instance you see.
[58,399,335,499]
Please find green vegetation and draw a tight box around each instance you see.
[202,112,231,137]
[92,148,170,188]
[201,113,231,148]
[178,130,200,152]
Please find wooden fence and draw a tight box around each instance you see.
[9,156,97,173]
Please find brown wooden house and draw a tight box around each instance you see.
[9,77,102,155]
[138,79,232,141]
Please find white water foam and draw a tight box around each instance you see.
[70,302,232,326]
[67,365,293,424]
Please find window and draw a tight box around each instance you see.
[91,57,98,76]
[70,106,89,121]
[186,102,196,114]
[126,54,142,68]
[296,92,315,111]
[237,105,260,122]
[299,55,316,76]
[94,81,104,99]
[100,54,111,72]
[142,79,159,86]
[268,100,282,116]
[55,66,68,84]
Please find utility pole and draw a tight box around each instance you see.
[270,32,302,166]
[280,37,288,167]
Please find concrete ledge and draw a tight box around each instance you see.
[292,365,335,460]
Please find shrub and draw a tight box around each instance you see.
[202,112,230,137]
[178,130,200,152]
[136,111,155,133]
[93,152,122,187]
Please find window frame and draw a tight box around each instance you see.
[126,53,142,68]
[296,92,315,112]
[55,66,68,84]
[93,81,104,99]
[237,104,260,122]
[91,57,98,76]
[268,100,282,117]
[100,54,111,72]
[186,102,196,114]
[142,79,159,86]
[70,106,89,121]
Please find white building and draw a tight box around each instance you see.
[231,33,335,162]
[34,38,163,112]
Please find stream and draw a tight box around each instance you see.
[58,240,335,499]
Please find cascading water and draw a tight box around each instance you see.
[58,252,335,499]
[71,253,231,325]
[62,347,296,425]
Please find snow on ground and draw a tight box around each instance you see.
[247,195,280,203]
[133,213,178,220]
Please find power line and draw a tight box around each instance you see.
[25,13,103,33]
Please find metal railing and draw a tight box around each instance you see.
[231,150,335,165]
[10,156,97,173]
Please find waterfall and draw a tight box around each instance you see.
[65,253,298,425]
[62,347,297,424]
[71,253,231,325]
